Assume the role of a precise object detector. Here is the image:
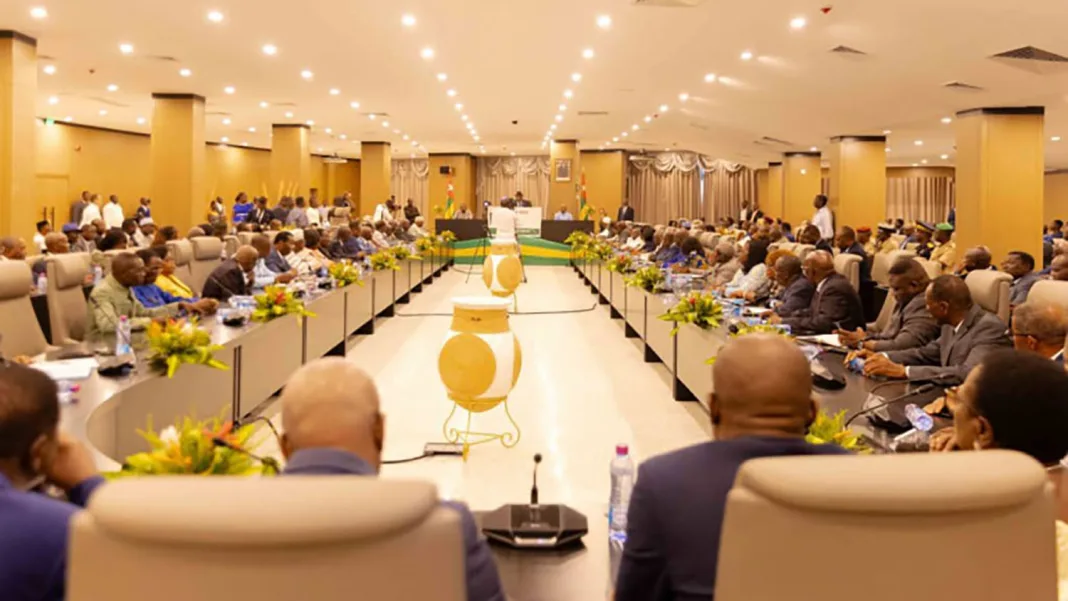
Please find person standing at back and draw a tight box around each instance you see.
[232,192,252,225]
[617,199,635,222]
[811,194,834,241]
[403,198,420,222]
[102,195,125,230]
[135,197,152,222]
[70,191,90,226]
[615,335,848,601]
[78,194,102,228]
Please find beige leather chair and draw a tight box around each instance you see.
[767,242,782,253]
[46,253,91,344]
[0,261,50,356]
[165,239,195,285]
[223,235,239,258]
[870,292,897,332]
[715,451,1057,601]
[793,243,815,260]
[188,236,223,293]
[100,249,128,275]
[237,232,256,246]
[872,249,917,287]
[966,269,1012,323]
[69,477,466,601]
[915,258,943,281]
[1024,280,1068,308]
[889,234,905,248]
[777,242,797,256]
[833,253,861,291]
[329,206,352,227]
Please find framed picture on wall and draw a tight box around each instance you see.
[554,158,572,182]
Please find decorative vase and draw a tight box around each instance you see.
[438,296,522,458]
[482,237,523,298]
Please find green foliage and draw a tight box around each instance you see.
[370,250,400,271]
[108,413,276,478]
[146,318,228,378]
[624,265,665,293]
[705,323,793,365]
[414,236,436,254]
[251,285,316,322]
[328,261,365,288]
[658,292,724,336]
[391,245,414,261]
[587,241,613,261]
[565,230,591,255]
[606,254,633,273]
[437,230,457,245]
[806,409,870,453]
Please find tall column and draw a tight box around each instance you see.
[359,142,391,218]
[428,154,474,219]
[955,107,1045,262]
[550,140,580,214]
[271,124,311,199]
[580,150,625,221]
[0,32,37,240]
[782,152,821,228]
[150,93,206,233]
[827,135,887,229]
[765,162,784,220]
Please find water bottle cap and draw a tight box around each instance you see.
[615,444,629,456]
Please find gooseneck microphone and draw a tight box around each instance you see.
[212,436,281,474]
[530,453,542,507]
[845,383,938,428]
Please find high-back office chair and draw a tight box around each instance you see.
[793,244,815,260]
[833,253,861,291]
[966,269,1012,323]
[0,261,50,356]
[870,292,897,332]
[223,235,239,258]
[871,249,917,287]
[1024,280,1068,308]
[46,252,91,344]
[237,232,255,246]
[165,239,194,283]
[68,477,466,601]
[777,242,797,256]
[100,249,127,275]
[916,258,943,281]
[188,236,223,293]
[715,451,1057,601]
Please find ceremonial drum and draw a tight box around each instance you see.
[438,297,522,413]
[482,238,523,298]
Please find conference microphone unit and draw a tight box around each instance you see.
[212,436,281,474]
[480,453,588,550]
[844,373,956,431]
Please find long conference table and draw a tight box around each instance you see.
[64,253,451,471]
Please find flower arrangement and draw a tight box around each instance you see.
[391,245,415,261]
[328,261,364,288]
[108,414,278,477]
[706,322,794,365]
[658,291,724,336]
[606,254,633,273]
[415,236,436,254]
[624,265,665,293]
[432,204,445,217]
[437,230,456,247]
[565,230,591,255]
[251,285,316,322]
[805,409,870,453]
[146,318,228,378]
[587,240,614,261]
[369,249,400,271]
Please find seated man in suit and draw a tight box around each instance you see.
[1010,301,1066,363]
[250,234,295,290]
[266,231,295,273]
[1002,250,1042,307]
[952,245,994,278]
[87,253,214,335]
[131,247,219,313]
[856,275,1012,384]
[278,359,505,601]
[0,365,106,601]
[834,225,871,282]
[768,251,865,334]
[614,335,847,601]
[202,245,258,302]
[838,257,939,352]
[766,253,814,318]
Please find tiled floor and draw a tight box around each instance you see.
[256,265,712,599]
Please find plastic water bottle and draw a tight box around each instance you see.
[904,404,934,432]
[92,264,103,284]
[891,403,934,452]
[36,271,47,292]
[115,315,132,356]
[609,444,635,543]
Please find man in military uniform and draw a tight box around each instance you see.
[914,222,936,259]
[857,226,875,256]
[871,223,897,255]
[929,222,957,274]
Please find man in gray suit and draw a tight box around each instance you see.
[859,275,1011,384]
[837,258,939,352]
[769,251,865,334]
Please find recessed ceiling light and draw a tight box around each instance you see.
[659,104,669,112]
[421,47,435,60]
[393,129,400,134]
[740,50,754,61]
[207,10,224,23]
[911,162,919,167]
[259,101,269,108]
[339,134,347,139]
[47,96,58,105]
[558,104,567,112]
[809,146,818,151]
[612,136,619,142]
[678,92,689,102]
[446,89,457,97]
[222,118,232,125]
[474,136,480,142]
[98,109,108,116]
[136,117,146,125]
[262,44,278,56]
[401,13,416,27]
[914,140,924,146]
[63,116,72,122]
[306,120,315,126]
[800,168,808,175]
[248,127,256,132]
[941,154,950,159]
[329,88,340,96]
[29,6,48,19]
[465,122,473,129]
[882,129,892,134]
[106,84,119,92]
[221,136,229,143]
[510,151,516,156]
[885,147,891,152]
[368,114,376,120]
[632,124,639,131]
[790,16,807,29]
[921,159,928,164]
[582,48,595,59]
[224,86,235,94]
[382,121,390,127]
[179,68,192,77]
[596,14,612,29]
[300,69,313,80]
[941,117,952,124]
[1054,136,1063,142]
[325,127,332,134]
[283,112,293,118]
[564,89,573,98]
[550,124,557,130]
[42,65,56,75]
[454,103,463,111]
[317,147,324,152]
[555,115,563,122]
[119,43,134,55]
[644,115,652,123]
[461,114,468,121]
[572,73,582,82]
[411,140,418,146]
[621,132,628,138]
[242,142,248,147]
[704,73,717,83]
[403,134,409,140]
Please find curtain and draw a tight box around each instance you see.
[886,176,955,223]
[626,152,705,224]
[476,157,550,208]
[702,160,758,224]
[391,159,430,218]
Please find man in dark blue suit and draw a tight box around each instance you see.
[1010,300,1065,364]
[615,335,847,601]
[266,231,295,273]
[278,359,505,601]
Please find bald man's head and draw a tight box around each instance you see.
[710,335,816,438]
[279,359,385,469]
[803,250,835,284]
[250,234,271,258]
[233,245,258,273]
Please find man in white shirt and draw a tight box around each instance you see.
[811,194,834,241]
[597,217,613,238]
[373,198,396,223]
[409,216,429,238]
[371,221,391,249]
[33,220,50,253]
[103,195,125,230]
[455,204,474,219]
[554,205,573,221]
[624,227,644,251]
[306,197,322,226]
[79,194,102,227]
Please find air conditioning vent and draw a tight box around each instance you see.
[82,95,129,108]
[830,45,867,56]
[756,136,793,147]
[942,81,985,92]
[689,122,710,131]
[577,111,609,117]
[143,55,179,63]
[990,46,1068,75]
[632,0,707,6]
[363,112,390,118]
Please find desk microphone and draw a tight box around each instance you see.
[844,383,938,428]
[530,453,542,506]
[212,436,281,474]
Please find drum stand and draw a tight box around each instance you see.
[442,399,521,461]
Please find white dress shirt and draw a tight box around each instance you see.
[409,224,429,237]
[625,236,644,250]
[33,233,46,253]
[812,206,834,240]
[373,204,392,223]
[306,207,321,226]
[103,202,125,230]
[79,203,101,227]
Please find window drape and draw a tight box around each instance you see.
[476,157,550,208]
[886,176,956,223]
[627,153,756,224]
[391,159,429,217]
[702,161,758,224]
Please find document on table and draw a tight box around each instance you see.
[796,334,845,349]
[742,306,767,317]
[32,357,98,381]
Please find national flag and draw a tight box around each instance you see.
[578,170,594,220]
[445,178,456,218]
